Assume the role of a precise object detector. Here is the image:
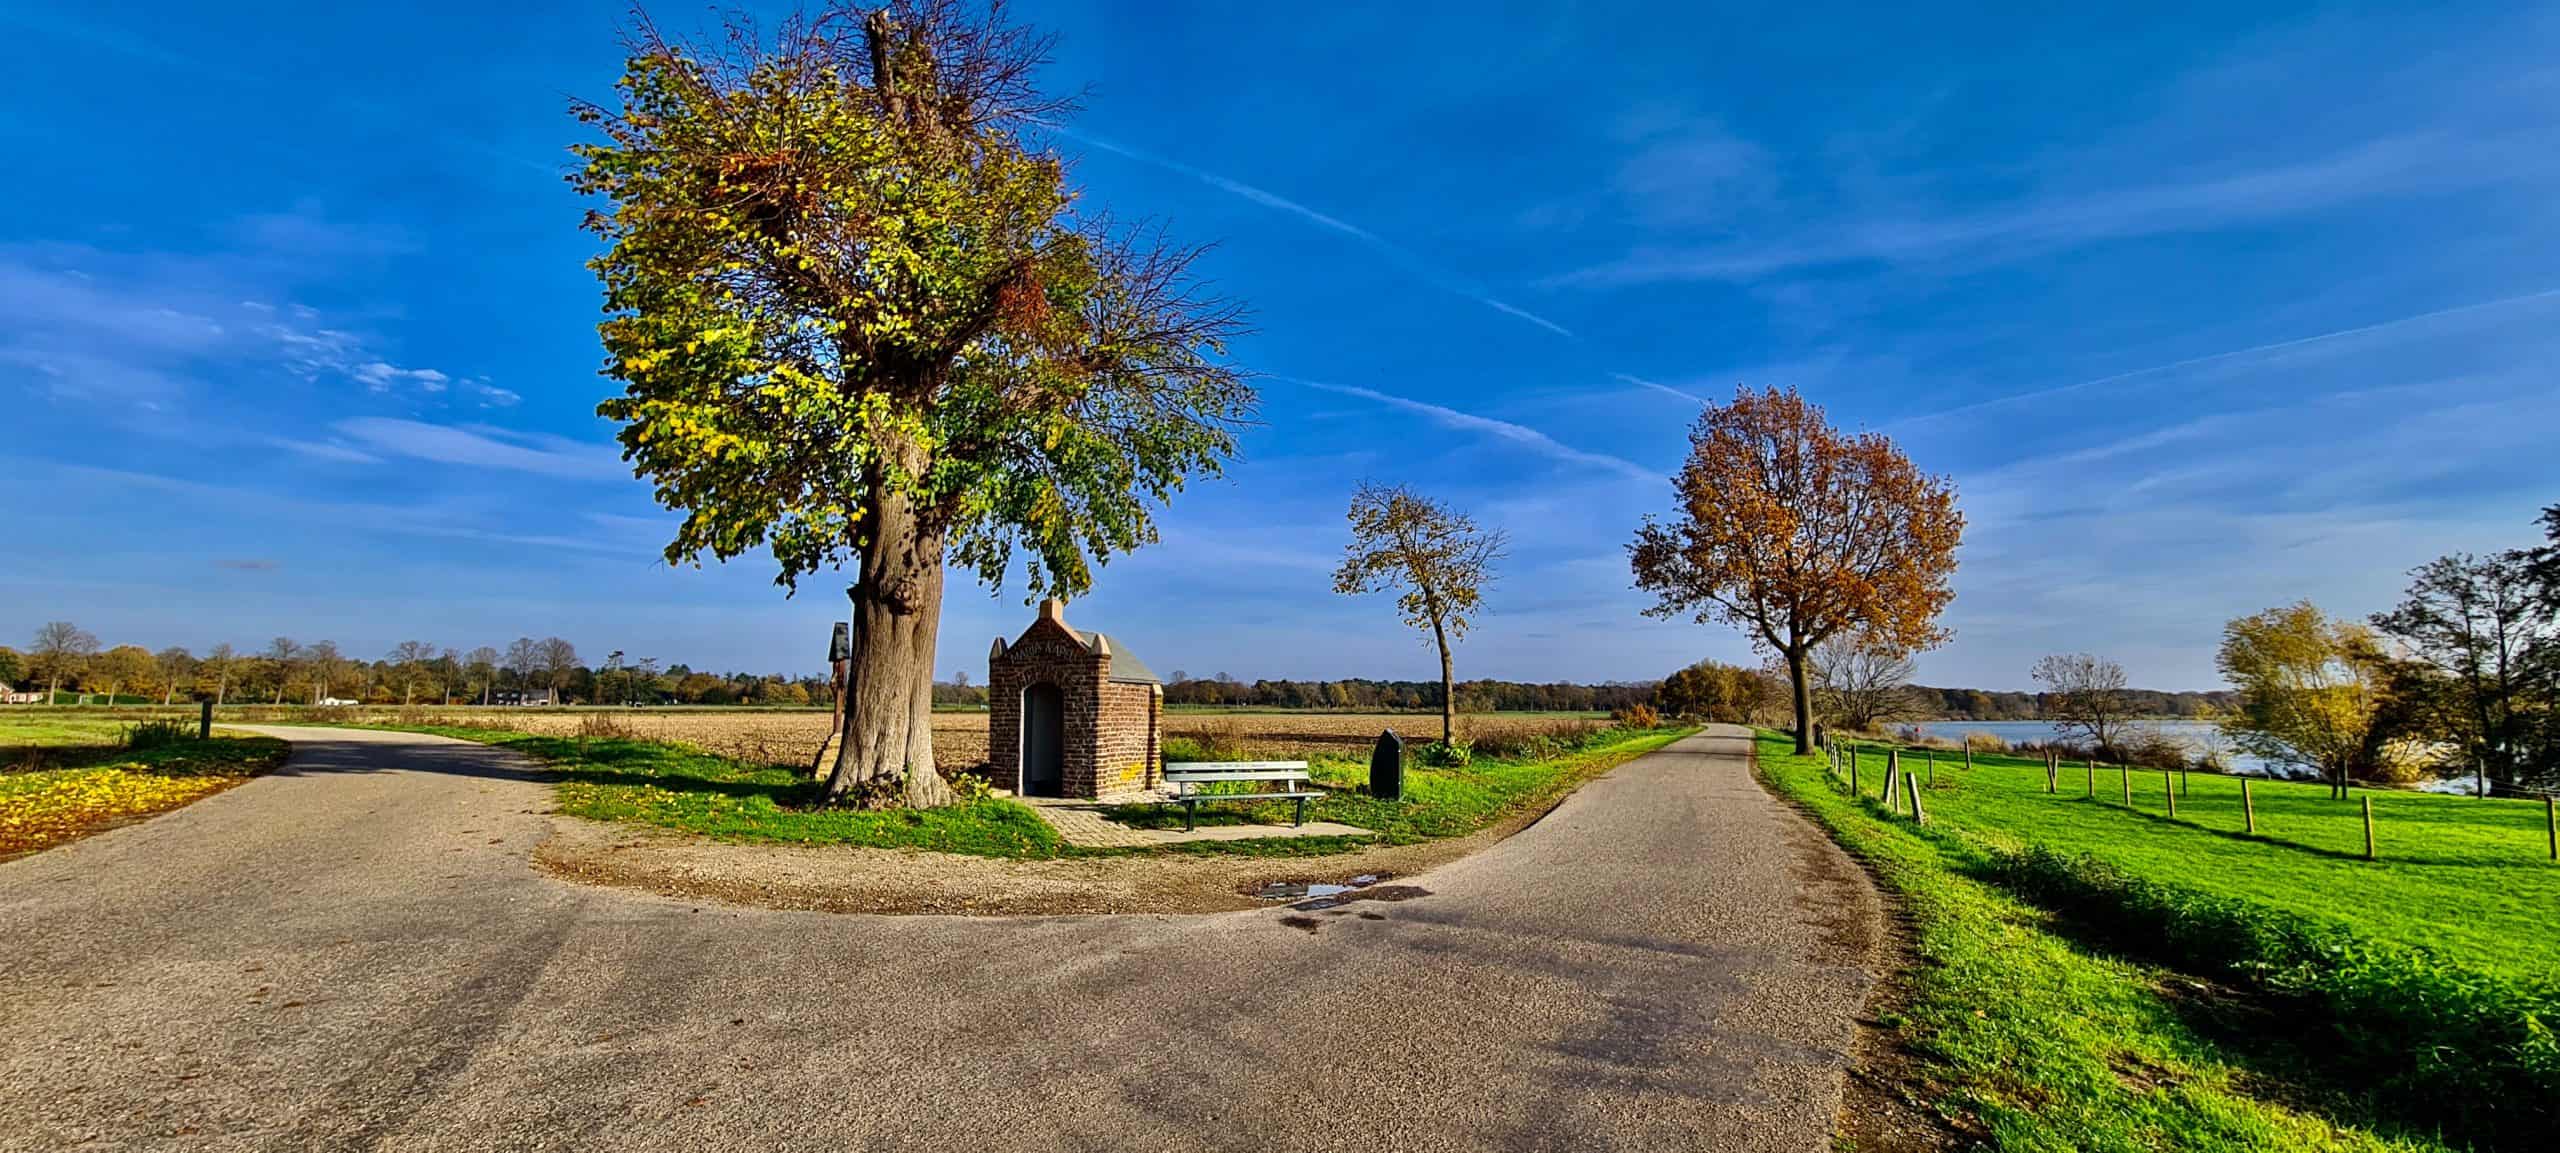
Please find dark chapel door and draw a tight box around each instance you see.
[1022,682,1065,797]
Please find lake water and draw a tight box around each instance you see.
[1898,719,2281,775]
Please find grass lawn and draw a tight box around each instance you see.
[1,716,287,859]
[394,723,1690,860]
[1831,739,2560,981]
[1756,732,2449,1152]
[1097,725,1693,855]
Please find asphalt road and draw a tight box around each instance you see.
[0,724,1880,1152]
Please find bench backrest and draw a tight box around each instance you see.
[1163,760,1309,784]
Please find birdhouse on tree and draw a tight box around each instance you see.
[987,598,1163,800]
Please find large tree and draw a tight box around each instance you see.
[2217,601,2392,799]
[30,621,99,701]
[2372,552,2553,790]
[1333,482,1507,747]
[575,1,1251,806]
[92,645,155,706]
[2030,651,2134,757]
[1630,386,1963,753]
[263,637,301,705]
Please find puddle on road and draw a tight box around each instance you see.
[1254,873,1382,902]
[1253,873,1431,914]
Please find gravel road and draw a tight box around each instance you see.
[0,723,1879,1152]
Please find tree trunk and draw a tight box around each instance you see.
[1785,642,1815,755]
[823,480,954,808]
[1431,615,1455,747]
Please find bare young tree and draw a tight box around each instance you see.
[1333,482,1507,747]
[30,621,99,701]
[1812,634,1920,732]
[2031,652,2134,757]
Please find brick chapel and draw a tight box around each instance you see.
[986,599,1163,800]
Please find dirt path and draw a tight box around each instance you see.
[0,724,1881,1152]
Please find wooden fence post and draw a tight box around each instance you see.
[2546,796,2555,861]
[2085,757,2095,798]
[2362,797,2376,861]
[1906,771,1927,825]
[1926,748,1936,786]
[1884,750,1902,813]
[2165,768,2176,818]
[2119,761,2131,806]
[2242,777,2256,835]
[2045,750,2057,794]
[198,699,213,741]
[1850,749,1859,797]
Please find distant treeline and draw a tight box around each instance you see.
[1909,685,2238,721]
[930,675,1655,713]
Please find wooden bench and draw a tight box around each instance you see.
[1161,762,1321,832]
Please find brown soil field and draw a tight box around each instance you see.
[289,707,1609,770]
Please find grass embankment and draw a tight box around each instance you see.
[401,723,1689,860]
[0,717,287,859]
[1761,732,2557,1152]
[1841,740,2559,980]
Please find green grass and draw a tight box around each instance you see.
[1094,726,1693,855]
[1829,741,2559,982]
[1756,732,2452,1152]
[400,727,1069,858]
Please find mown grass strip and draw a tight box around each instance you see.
[1755,731,2449,1152]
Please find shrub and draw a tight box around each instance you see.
[1612,703,1662,729]
[122,719,194,750]
[1418,738,1473,767]
[1987,846,2560,1150]
[1962,730,2008,754]
[1163,723,1255,763]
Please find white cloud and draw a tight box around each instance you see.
[332,417,627,481]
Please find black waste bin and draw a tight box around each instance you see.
[1370,730,1405,800]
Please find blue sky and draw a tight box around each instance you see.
[4,2,2556,690]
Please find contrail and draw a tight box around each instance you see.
[1288,377,1655,482]
[1054,126,1575,339]
[1613,372,1703,405]
[1896,286,2560,427]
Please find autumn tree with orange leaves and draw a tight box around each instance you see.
[1629,387,1963,754]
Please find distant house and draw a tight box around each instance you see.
[0,682,43,705]
[491,688,558,707]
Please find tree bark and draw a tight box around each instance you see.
[1785,642,1815,754]
[823,478,955,808]
[1431,615,1455,746]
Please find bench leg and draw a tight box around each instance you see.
[1184,800,1195,833]
[1295,796,1307,827]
